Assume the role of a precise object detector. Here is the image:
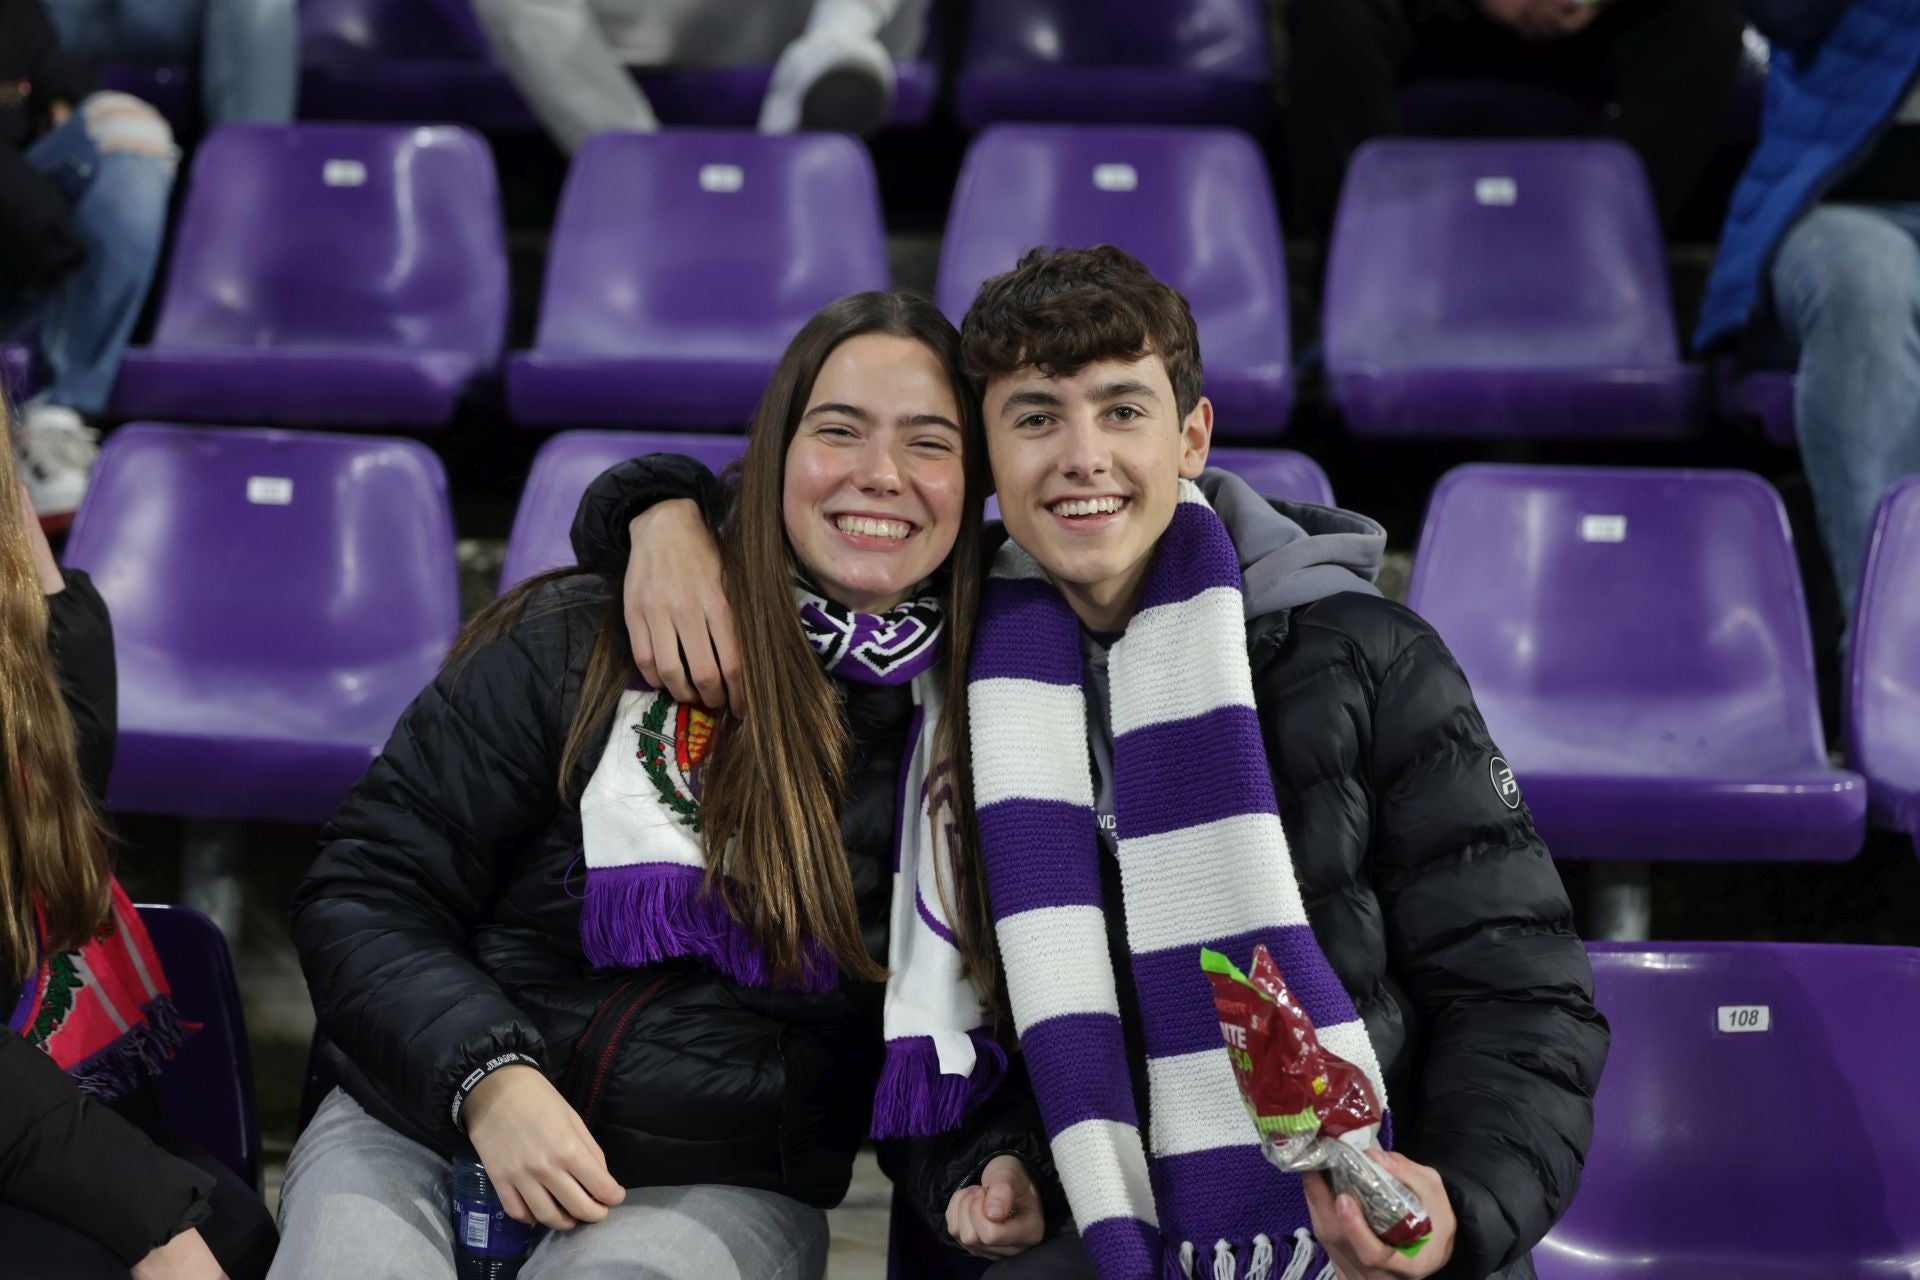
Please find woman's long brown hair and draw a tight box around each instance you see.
[0,389,111,982]
[467,292,998,996]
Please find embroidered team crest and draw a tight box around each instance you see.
[634,695,717,831]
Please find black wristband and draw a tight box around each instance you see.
[450,1052,543,1129]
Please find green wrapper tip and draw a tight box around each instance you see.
[1394,1235,1430,1259]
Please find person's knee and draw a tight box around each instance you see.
[1774,205,1920,340]
[79,90,177,161]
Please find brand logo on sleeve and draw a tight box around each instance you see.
[1489,756,1522,810]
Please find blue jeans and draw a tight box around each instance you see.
[0,96,176,416]
[1769,202,1920,620]
[43,0,296,126]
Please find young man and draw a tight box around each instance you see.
[572,248,1607,1280]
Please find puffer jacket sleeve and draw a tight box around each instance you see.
[1362,607,1609,1279]
[290,589,583,1149]
[0,1024,213,1264]
[877,1057,1064,1247]
[568,454,727,577]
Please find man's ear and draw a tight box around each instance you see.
[1177,397,1214,478]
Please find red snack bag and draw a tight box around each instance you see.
[1203,946,1433,1255]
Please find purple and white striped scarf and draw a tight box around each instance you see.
[579,585,1003,1139]
[968,482,1391,1280]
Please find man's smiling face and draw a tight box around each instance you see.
[985,351,1212,630]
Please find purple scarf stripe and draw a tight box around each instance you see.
[1151,1146,1316,1275]
[798,591,946,686]
[915,888,956,944]
[581,862,838,994]
[870,1029,1008,1138]
[974,800,1108,916]
[1078,1218,1163,1280]
[1132,924,1355,1060]
[68,995,193,1102]
[973,579,1087,685]
[1135,500,1245,613]
[1110,706,1281,841]
[1019,1013,1141,1137]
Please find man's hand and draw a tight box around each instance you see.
[945,1154,1045,1259]
[463,1065,626,1231]
[1479,0,1604,40]
[131,1228,226,1280]
[623,499,742,716]
[1304,1150,1457,1280]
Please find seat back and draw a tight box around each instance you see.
[150,124,506,358]
[1405,465,1827,777]
[500,430,751,592]
[963,0,1266,71]
[1325,139,1678,373]
[938,125,1287,385]
[1538,943,1920,1279]
[65,424,459,734]
[1209,447,1333,507]
[534,131,887,360]
[138,904,260,1188]
[300,0,495,61]
[1847,475,1920,835]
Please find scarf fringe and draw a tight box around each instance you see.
[868,1028,1008,1138]
[68,995,196,1102]
[580,862,838,994]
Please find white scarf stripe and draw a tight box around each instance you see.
[968,678,1095,808]
[1108,586,1259,739]
[1148,1047,1266,1157]
[1114,813,1308,954]
[998,907,1122,1031]
[1050,1118,1162,1229]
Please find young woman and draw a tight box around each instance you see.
[275,291,1047,1280]
[0,392,277,1280]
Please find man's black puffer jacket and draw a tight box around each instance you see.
[290,573,1045,1207]
[572,459,1609,1277]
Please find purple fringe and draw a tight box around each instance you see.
[580,862,838,994]
[69,995,195,1102]
[869,1028,1009,1138]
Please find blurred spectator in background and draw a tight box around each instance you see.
[1,0,175,529]
[1696,0,1920,625]
[1282,0,1747,246]
[40,0,297,126]
[467,0,931,152]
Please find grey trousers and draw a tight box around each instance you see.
[269,1089,829,1280]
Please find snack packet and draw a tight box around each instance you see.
[1201,946,1432,1255]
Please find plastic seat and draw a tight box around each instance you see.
[1,343,31,401]
[1209,447,1333,506]
[957,0,1270,128]
[1405,464,1865,861]
[1715,360,1797,446]
[938,126,1292,438]
[109,124,507,426]
[500,430,750,592]
[1325,140,1706,438]
[299,0,936,128]
[138,903,261,1189]
[508,131,887,429]
[1538,942,1920,1279]
[64,425,460,822]
[1847,476,1920,843]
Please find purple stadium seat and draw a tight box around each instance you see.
[138,903,261,1189]
[64,424,460,822]
[507,131,888,429]
[500,429,749,592]
[1537,943,1920,1279]
[1715,360,1797,446]
[298,0,935,128]
[1209,447,1333,507]
[1324,140,1707,438]
[1405,465,1865,861]
[1,343,32,402]
[1847,476,1920,844]
[957,0,1271,129]
[109,124,507,427]
[938,126,1293,438]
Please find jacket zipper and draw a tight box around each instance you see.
[575,974,674,1126]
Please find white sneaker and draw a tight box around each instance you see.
[13,401,100,529]
[759,30,895,136]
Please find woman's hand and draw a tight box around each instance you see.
[945,1154,1045,1259]
[623,499,743,716]
[463,1065,626,1231]
[130,1228,226,1280]
[1303,1150,1457,1279]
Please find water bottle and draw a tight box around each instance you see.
[450,1155,534,1279]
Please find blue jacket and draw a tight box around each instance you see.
[1693,0,1920,351]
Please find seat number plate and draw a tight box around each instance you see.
[1717,1005,1771,1033]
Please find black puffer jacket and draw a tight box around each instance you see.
[293,571,1050,1207]
[575,460,1609,1277]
